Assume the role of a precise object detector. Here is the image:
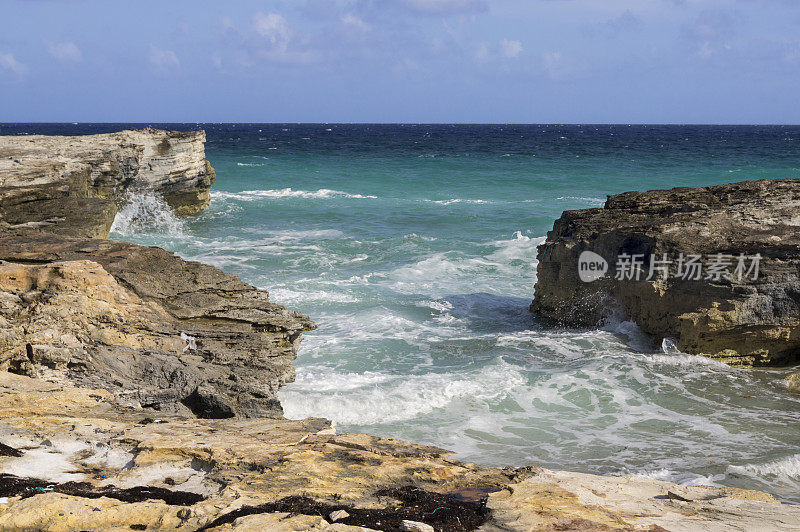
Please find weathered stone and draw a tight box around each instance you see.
[399,520,434,532]
[0,334,798,530]
[329,509,350,522]
[532,178,800,366]
[787,370,800,394]
[0,128,215,237]
[0,230,315,418]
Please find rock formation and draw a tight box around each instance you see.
[532,178,800,366]
[1,131,798,530]
[0,128,309,418]
[0,128,215,238]
[1,372,798,531]
[0,228,314,419]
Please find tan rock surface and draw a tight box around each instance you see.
[0,128,215,237]
[0,373,797,531]
[532,178,800,366]
[787,370,800,394]
[0,235,315,418]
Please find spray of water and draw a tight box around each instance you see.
[110,192,187,237]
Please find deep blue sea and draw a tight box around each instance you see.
[3,123,800,502]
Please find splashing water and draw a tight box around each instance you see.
[17,123,800,504]
[110,192,187,238]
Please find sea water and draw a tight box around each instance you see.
[4,123,800,503]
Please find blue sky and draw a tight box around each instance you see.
[1,0,799,123]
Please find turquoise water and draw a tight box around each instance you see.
[6,123,800,502]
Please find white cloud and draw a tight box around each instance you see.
[500,39,523,59]
[475,43,489,62]
[219,15,235,32]
[47,42,82,62]
[543,51,565,80]
[149,45,179,73]
[402,0,487,15]
[0,52,26,75]
[341,13,371,32]
[253,12,291,48]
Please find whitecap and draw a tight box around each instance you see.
[556,196,605,206]
[211,188,377,200]
[280,359,527,425]
[110,192,187,238]
[425,198,489,205]
[730,454,800,478]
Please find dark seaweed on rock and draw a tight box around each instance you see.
[0,474,204,505]
[0,443,23,457]
[197,486,490,532]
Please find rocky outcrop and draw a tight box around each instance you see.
[1,372,798,531]
[532,178,800,366]
[0,128,215,238]
[0,227,314,419]
[2,133,798,530]
[788,370,800,394]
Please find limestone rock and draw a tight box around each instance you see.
[532,178,800,366]
[0,128,215,238]
[329,509,350,521]
[0,373,797,531]
[399,520,434,532]
[787,370,800,394]
[0,229,315,418]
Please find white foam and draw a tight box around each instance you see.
[628,468,724,487]
[425,198,489,205]
[280,359,526,425]
[557,196,605,206]
[211,188,377,201]
[236,162,264,167]
[730,454,800,478]
[110,192,187,237]
[270,288,360,304]
[386,232,543,296]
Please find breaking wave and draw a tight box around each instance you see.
[212,188,378,200]
[110,192,187,237]
[730,454,800,479]
[280,359,526,425]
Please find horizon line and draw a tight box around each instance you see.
[2,122,800,127]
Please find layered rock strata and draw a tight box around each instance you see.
[1,132,799,530]
[0,128,215,238]
[0,372,798,531]
[532,178,800,366]
[0,228,314,419]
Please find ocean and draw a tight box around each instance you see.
[3,123,800,503]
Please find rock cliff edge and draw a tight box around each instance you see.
[532,178,800,367]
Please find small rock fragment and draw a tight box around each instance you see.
[666,490,692,502]
[399,520,435,532]
[328,509,349,522]
[787,371,800,394]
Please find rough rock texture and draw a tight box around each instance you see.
[0,372,798,531]
[0,128,215,238]
[788,370,800,394]
[0,228,314,419]
[532,178,800,367]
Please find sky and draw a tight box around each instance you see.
[1,0,799,123]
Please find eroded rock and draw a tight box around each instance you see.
[0,230,315,418]
[532,178,800,366]
[0,373,797,531]
[0,128,215,238]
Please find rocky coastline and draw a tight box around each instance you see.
[532,179,800,368]
[0,129,798,531]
